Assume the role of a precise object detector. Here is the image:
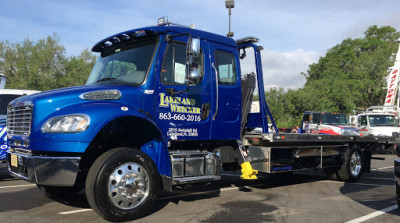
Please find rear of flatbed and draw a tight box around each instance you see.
[241,133,397,181]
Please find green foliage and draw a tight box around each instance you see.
[0,34,96,91]
[264,25,400,128]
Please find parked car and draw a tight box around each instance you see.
[301,111,360,135]
[0,88,39,164]
[351,106,400,153]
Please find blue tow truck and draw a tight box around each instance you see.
[6,19,398,221]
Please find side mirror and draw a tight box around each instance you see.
[187,38,201,85]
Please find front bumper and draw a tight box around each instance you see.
[6,151,81,186]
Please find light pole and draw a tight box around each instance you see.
[225,0,234,37]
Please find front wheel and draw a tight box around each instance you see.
[336,146,363,182]
[85,147,160,222]
[396,180,400,210]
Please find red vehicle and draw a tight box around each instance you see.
[301,111,360,135]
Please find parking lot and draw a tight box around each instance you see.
[0,155,399,223]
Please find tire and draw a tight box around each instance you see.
[396,181,400,210]
[85,147,160,222]
[336,146,363,182]
[37,184,83,197]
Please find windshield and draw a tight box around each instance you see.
[368,115,398,127]
[86,39,157,86]
[0,94,22,119]
[321,114,349,125]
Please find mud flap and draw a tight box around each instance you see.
[363,150,371,173]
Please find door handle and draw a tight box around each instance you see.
[201,103,210,120]
[211,62,219,120]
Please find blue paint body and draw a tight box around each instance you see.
[7,25,275,177]
[0,120,7,161]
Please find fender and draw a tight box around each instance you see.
[32,102,155,144]
[31,101,171,177]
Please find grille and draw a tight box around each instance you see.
[7,102,33,136]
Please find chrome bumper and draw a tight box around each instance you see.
[6,151,81,186]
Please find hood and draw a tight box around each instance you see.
[369,126,400,137]
[8,85,145,132]
[10,85,144,110]
[319,124,360,136]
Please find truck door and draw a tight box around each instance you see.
[310,113,321,133]
[302,114,311,133]
[358,115,370,135]
[154,36,212,140]
[210,46,241,139]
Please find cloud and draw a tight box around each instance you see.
[263,49,318,90]
[241,48,318,91]
[0,0,399,90]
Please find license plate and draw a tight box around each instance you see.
[11,154,18,167]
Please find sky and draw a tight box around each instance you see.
[1,0,399,90]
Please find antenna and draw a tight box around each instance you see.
[225,0,234,37]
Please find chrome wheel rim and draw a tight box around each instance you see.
[108,162,149,210]
[350,151,362,177]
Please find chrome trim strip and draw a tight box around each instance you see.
[211,62,219,120]
[8,169,29,181]
[172,175,221,185]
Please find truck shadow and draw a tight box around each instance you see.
[44,190,91,209]
[339,170,400,218]
[0,187,53,212]
[39,172,326,219]
[35,170,399,220]
[0,167,14,181]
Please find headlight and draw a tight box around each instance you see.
[42,114,90,133]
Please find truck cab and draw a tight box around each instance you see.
[355,112,400,153]
[301,111,360,135]
[6,20,269,221]
[356,113,400,136]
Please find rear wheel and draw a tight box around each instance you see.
[85,147,160,222]
[336,146,363,182]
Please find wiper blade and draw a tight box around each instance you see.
[97,77,116,83]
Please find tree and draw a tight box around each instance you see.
[263,25,400,128]
[302,26,399,113]
[0,34,96,91]
[61,49,96,87]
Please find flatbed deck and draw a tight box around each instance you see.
[243,133,397,147]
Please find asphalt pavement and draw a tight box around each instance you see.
[0,155,399,223]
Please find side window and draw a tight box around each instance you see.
[360,116,367,126]
[161,42,204,86]
[161,42,187,85]
[303,114,310,122]
[215,50,237,85]
[311,114,321,124]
